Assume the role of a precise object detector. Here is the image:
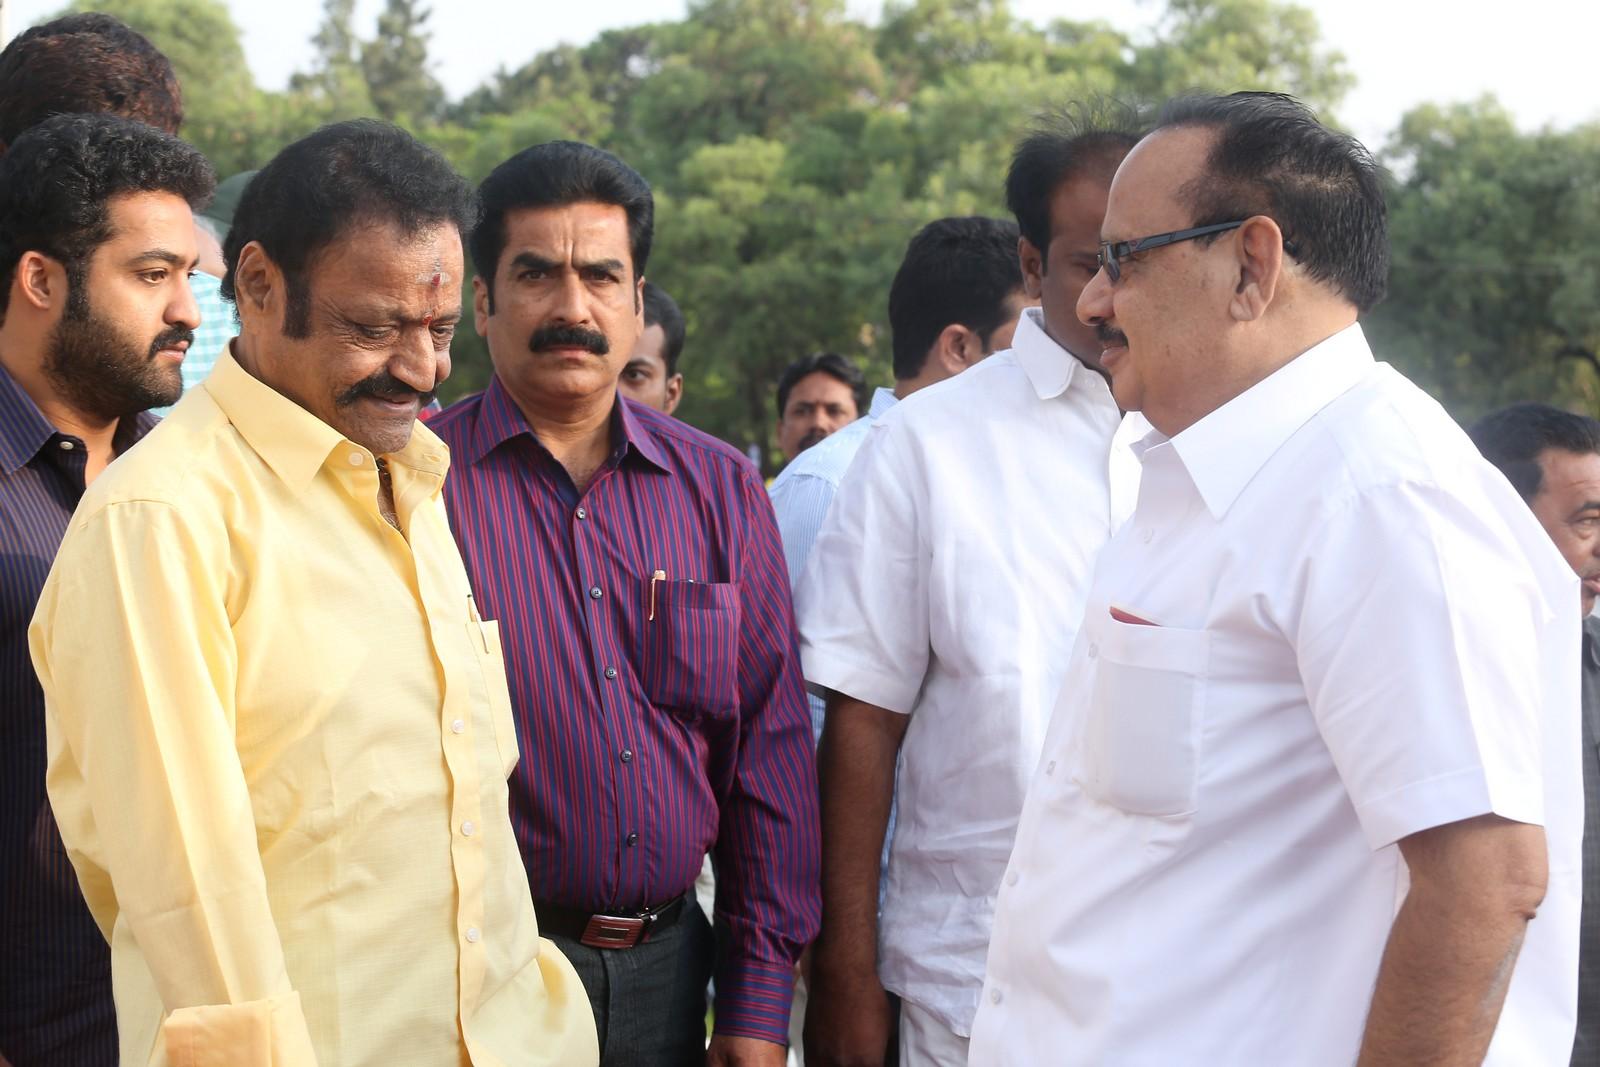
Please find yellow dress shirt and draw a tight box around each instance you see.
[30,349,598,1067]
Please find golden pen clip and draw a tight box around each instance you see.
[648,569,666,621]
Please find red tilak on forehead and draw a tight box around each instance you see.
[431,272,442,287]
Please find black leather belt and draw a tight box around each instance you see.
[535,894,688,950]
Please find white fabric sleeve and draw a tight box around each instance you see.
[1296,478,1550,850]
[794,420,930,714]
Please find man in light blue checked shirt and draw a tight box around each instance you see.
[767,215,1034,742]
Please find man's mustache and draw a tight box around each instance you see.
[148,325,194,358]
[530,323,609,356]
[336,370,435,408]
[1096,323,1129,348]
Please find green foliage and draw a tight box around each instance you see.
[1365,99,1600,421]
[85,0,1600,452]
[361,0,445,123]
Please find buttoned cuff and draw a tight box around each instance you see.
[162,992,318,1067]
[712,955,796,1045]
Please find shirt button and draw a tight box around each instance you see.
[450,718,465,734]
[626,831,639,847]
[1046,760,1057,776]
[575,507,588,520]
[604,666,618,679]
[989,988,1003,1005]
[1141,527,1154,543]
[1087,643,1099,659]
[465,927,481,943]
[1005,870,1019,887]
[589,586,603,600]
[58,439,75,451]
[348,452,364,467]
[620,749,633,763]
[461,820,475,836]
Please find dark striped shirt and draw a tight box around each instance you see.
[0,365,150,1066]
[430,378,820,1044]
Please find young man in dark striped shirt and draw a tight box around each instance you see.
[0,113,211,1067]
[431,141,820,1067]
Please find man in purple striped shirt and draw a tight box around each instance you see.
[431,141,820,1067]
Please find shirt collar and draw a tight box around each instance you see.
[867,387,898,419]
[0,362,61,473]
[1009,306,1085,400]
[204,343,448,493]
[1160,322,1374,520]
[466,374,670,474]
[0,360,157,474]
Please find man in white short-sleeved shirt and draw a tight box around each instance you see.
[797,116,1145,1067]
[970,91,1581,1066]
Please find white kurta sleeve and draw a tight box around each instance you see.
[1295,477,1555,849]
[794,419,930,715]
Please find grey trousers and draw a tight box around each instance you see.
[543,898,715,1067]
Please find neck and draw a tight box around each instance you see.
[506,379,616,490]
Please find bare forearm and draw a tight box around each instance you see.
[813,692,905,962]
[1358,817,1545,1066]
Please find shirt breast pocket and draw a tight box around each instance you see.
[639,578,741,724]
[1076,620,1211,818]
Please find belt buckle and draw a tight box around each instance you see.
[580,913,647,949]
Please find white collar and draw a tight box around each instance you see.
[866,387,898,419]
[1157,322,1375,519]
[1011,307,1090,401]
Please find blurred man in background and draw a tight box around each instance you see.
[620,280,685,414]
[774,351,863,465]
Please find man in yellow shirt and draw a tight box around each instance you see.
[29,119,598,1067]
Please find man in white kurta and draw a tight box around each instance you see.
[970,92,1580,1066]
[795,121,1146,1067]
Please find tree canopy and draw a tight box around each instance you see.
[45,0,1600,456]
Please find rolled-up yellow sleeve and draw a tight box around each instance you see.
[30,499,317,1067]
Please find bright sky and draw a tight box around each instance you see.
[7,0,1598,151]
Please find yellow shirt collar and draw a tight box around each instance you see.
[204,343,450,494]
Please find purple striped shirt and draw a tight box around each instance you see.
[430,377,820,1043]
[0,364,151,1066]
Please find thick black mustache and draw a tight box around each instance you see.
[1095,323,1129,348]
[529,323,609,356]
[336,370,434,408]
[148,325,194,358]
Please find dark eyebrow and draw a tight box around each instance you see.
[125,248,194,269]
[577,257,627,276]
[509,252,560,273]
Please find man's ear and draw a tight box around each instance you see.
[13,251,67,314]
[1228,215,1284,323]
[472,274,491,337]
[1018,236,1045,300]
[233,242,283,326]
[931,323,982,378]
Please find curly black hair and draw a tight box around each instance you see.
[0,112,214,317]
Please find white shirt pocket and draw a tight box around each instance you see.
[1076,620,1211,818]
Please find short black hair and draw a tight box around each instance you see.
[470,140,653,308]
[1006,102,1143,261]
[775,351,866,419]
[889,216,1024,380]
[1469,403,1600,502]
[221,119,475,337]
[642,280,685,377]
[1154,91,1390,312]
[0,13,183,152]
[0,113,214,318]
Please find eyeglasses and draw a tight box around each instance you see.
[1096,221,1246,284]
